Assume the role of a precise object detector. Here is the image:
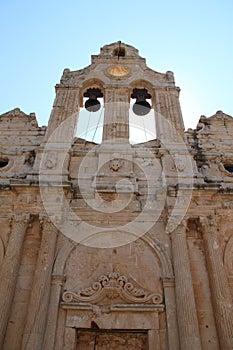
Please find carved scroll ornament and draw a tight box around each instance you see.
[62,272,162,304]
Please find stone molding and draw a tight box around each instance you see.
[62,272,162,304]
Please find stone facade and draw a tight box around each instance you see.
[0,42,232,349]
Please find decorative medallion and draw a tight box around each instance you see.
[107,65,129,77]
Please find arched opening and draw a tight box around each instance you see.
[113,46,126,58]
[0,158,9,168]
[76,86,104,143]
[224,164,233,173]
[129,86,156,144]
[76,98,104,143]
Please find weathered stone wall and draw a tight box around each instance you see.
[0,42,232,349]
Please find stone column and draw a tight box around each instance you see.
[171,222,202,350]
[45,86,80,140]
[200,216,233,350]
[22,216,58,350]
[43,274,65,350]
[162,277,180,350]
[102,88,130,142]
[154,87,184,140]
[0,212,30,349]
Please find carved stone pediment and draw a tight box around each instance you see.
[62,272,162,305]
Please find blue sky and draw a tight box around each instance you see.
[1,0,232,130]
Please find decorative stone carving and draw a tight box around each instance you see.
[109,157,124,172]
[175,159,186,172]
[39,214,60,235]
[166,71,174,82]
[199,214,219,233]
[62,272,162,304]
[107,65,130,78]
[44,152,57,169]
[142,158,154,167]
[166,218,187,234]
[77,331,147,350]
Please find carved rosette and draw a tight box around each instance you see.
[62,272,162,304]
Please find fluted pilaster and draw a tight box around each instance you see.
[45,87,80,141]
[22,216,58,350]
[200,215,233,350]
[171,221,202,350]
[44,274,65,350]
[0,212,30,349]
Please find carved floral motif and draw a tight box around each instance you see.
[62,272,162,304]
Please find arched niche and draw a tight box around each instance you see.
[63,239,163,297]
[53,234,173,283]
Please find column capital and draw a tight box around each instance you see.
[8,212,31,226]
[39,215,59,234]
[167,218,187,235]
[199,215,219,234]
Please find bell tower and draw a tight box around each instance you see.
[45,41,184,144]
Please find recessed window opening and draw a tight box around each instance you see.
[0,158,9,168]
[76,97,104,144]
[224,164,233,173]
[113,47,125,58]
[129,98,156,144]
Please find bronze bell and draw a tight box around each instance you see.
[84,88,103,112]
[85,98,101,112]
[131,88,151,116]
